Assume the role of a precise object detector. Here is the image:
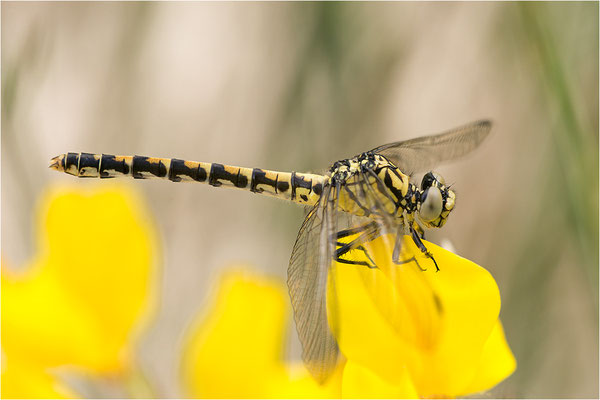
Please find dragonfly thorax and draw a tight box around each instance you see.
[328,152,384,186]
[329,153,456,230]
[329,153,414,219]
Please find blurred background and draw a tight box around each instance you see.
[2,2,598,398]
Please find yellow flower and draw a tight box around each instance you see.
[181,269,343,398]
[2,185,158,398]
[182,233,515,399]
[9,185,513,398]
[1,359,77,399]
[329,234,516,398]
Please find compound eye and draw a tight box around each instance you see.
[421,171,445,189]
[420,186,443,222]
[421,172,434,189]
[432,172,445,186]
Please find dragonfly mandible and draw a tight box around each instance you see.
[50,120,491,382]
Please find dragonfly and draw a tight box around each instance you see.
[50,120,491,383]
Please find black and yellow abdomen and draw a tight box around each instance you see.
[50,152,325,206]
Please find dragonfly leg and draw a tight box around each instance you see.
[335,243,378,269]
[413,221,426,240]
[409,226,439,272]
[334,223,380,269]
[333,221,379,241]
[392,223,440,272]
[392,228,427,271]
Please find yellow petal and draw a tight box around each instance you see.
[1,358,77,399]
[182,268,341,398]
[329,234,509,397]
[458,320,516,396]
[2,185,158,373]
[269,363,342,399]
[342,361,418,399]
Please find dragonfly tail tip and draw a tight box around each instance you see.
[49,154,65,172]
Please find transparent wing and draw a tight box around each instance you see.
[370,120,491,173]
[287,184,339,383]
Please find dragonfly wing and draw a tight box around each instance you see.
[288,184,339,383]
[370,120,491,173]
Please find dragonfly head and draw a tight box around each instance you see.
[417,171,456,228]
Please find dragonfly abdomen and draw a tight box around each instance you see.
[50,152,325,206]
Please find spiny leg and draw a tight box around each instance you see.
[334,243,378,269]
[409,225,439,272]
[413,221,426,240]
[392,223,440,272]
[333,221,379,241]
[334,223,380,269]
[392,226,427,271]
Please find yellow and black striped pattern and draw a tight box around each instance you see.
[49,152,326,206]
[329,154,411,218]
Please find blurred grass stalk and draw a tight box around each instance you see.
[520,3,598,291]
[498,2,598,397]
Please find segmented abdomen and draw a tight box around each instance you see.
[50,152,325,206]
